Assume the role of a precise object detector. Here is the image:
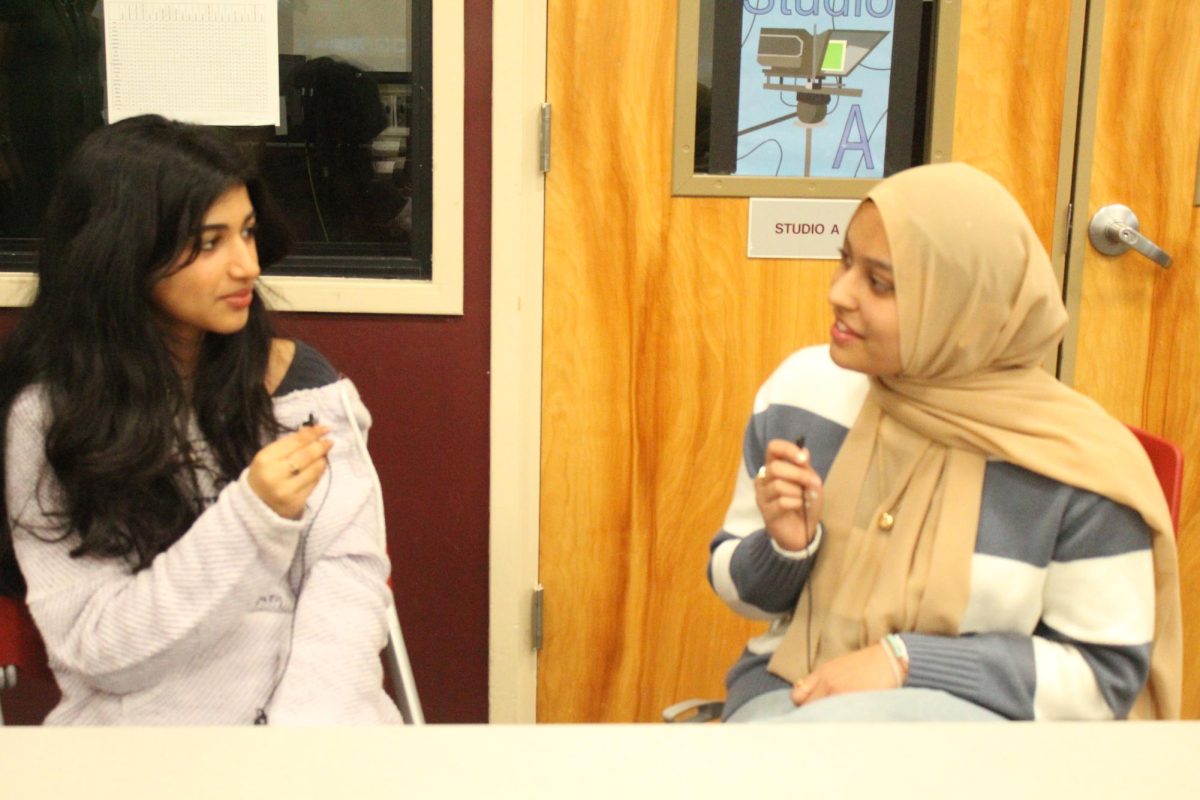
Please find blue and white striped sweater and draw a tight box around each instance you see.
[709,346,1154,720]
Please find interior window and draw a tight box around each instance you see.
[0,0,432,279]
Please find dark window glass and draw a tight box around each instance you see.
[0,0,432,279]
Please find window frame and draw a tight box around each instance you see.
[0,1,463,316]
[670,0,961,199]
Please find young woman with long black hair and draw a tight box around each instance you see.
[0,115,402,724]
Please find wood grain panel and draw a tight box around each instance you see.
[1073,0,1200,718]
[950,1,1071,246]
[540,0,1073,722]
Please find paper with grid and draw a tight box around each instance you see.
[105,1,279,125]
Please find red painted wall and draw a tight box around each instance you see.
[0,0,492,724]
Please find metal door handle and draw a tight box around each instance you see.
[1088,204,1172,268]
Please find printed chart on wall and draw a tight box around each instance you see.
[105,0,279,126]
[698,0,928,180]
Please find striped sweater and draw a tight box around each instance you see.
[710,346,1154,720]
[6,343,401,725]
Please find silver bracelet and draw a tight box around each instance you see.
[881,633,909,684]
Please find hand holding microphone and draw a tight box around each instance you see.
[247,424,332,520]
[754,435,823,551]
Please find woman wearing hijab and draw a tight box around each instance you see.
[709,162,1180,722]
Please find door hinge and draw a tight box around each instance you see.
[531,584,545,651]
[1063,201,1075,252]
[539,103,552,174]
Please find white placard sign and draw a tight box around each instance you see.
[747,198,859,260]
[106,0,280,126]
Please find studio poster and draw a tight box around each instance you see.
[703,0,928,181]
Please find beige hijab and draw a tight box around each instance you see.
[766,163,1181,719]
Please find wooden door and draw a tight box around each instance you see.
[539,0,1075,722]
[1068,0,1200,718]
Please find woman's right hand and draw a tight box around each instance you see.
[247,425,333,520]
[754,439,824,551]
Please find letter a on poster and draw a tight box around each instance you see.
[105,0,279,126]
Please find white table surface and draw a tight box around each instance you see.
[3,722,1199,799]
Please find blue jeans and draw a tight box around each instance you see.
[726,688,1005,722]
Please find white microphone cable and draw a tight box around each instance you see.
[339,381,425,725]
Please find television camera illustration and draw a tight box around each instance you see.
[742,27,889,176]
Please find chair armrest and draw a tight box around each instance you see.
[662,698,725,723]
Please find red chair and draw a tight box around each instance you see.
[0,595,54,725]
[1127,424,1185,535]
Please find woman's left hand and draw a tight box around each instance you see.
[790,643,903,706]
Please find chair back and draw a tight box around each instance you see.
[0,596,50,686]
[0,594,53,723]
[383,601,424,725]
[1127,424,1184,535]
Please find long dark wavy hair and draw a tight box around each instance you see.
[0,115,292,595]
